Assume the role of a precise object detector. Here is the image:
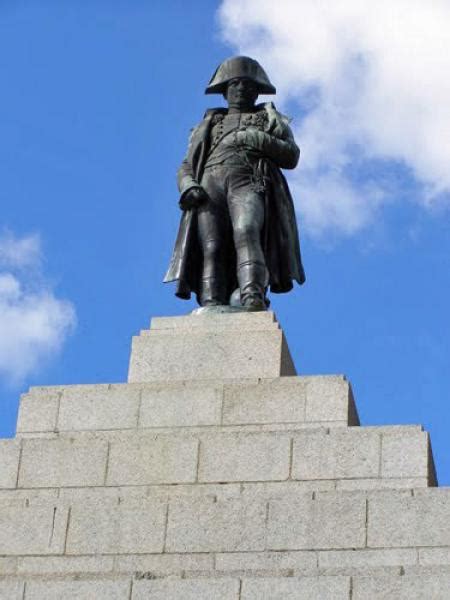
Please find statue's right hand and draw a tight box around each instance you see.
[179,187,209,211]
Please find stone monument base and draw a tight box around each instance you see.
[0,312,448,599]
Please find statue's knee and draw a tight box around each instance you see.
[233,225,260,248]
[202,239,222,260]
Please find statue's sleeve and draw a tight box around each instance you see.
[237,104,300,169]
[177,126,202,199]
[240,125,300,170]
[261,125,300,169]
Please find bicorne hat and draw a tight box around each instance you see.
[205,56,276,95]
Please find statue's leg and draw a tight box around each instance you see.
[197,168,229,306]
[227,168,267,309]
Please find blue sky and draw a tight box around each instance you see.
[1,1,449,483]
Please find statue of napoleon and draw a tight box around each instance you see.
[164,56,305,310]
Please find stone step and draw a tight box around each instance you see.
[1,488,449,557]
[2,550,450,579]
[1,425,434,491]
[2,572,450,600]
[150,310,279,331]
[0,477,432,511]
[128,311,296,382]
[0,477,429,507]
[17,375,359,436]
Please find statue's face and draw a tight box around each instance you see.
[225,77,258,109]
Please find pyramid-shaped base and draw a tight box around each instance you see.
[0,312,447,599]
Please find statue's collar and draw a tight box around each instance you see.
[203,102,276,119]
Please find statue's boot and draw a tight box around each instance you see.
[238,262,268,310]
[200,278,227,307]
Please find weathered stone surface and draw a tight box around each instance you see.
[419,547,450,565]
[216,551,317,573]
[17,556,114,575]
[0,441,20,489]
[58,384,140,431]
[19,438,108,488]
[241,576,351,599]
[222,378,307,425]
[66,499,167,555]
[368,489,450,548]
[128,313,295,382]
[107,436,198,485]
[293,430,380,481]
[150,311,278,331]
[381,431,429,479]
[0,504,67,555]
[0,579,24,600]
[352,574,450,599]
[114,553,214,575]
[268,493,366,550]
[223,376,356,427]
[199,432,290,482]
[25,578,131,600]
[318,548,418,569]
[132,578,240,600]
[16,388,60,433]
[403,565,450,576]
[139,382,222,428]
[0,559,17,575]
[304,376,358,425]
[166,496,266,552]
[0,488,59,506]
[239,480,333,501]
[335,477,428,491]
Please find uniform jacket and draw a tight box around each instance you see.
[164,102,306,303]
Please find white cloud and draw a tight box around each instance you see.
[0,231,41,269]
[218,0,450,236]
[0,232,76,384]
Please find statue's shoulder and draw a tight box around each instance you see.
[188,108,226,134]
[258,102,295,139]
[260,102,292,124]
[202,107,227,120]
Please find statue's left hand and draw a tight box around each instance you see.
[179,186,209,211]
[236,126,265,150]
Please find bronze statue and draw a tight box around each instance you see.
[164,56,305,310]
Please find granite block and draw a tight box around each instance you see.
[25,579,131,600]
[19,438,108,488]
[139,382,222,428]
[0,503,67,555]
[16,389,60,433]
[128,326,295,382]
[293,429,380,480]
[107,435,198,485]
[222,377,307,425]
[66,499,167,555]
[166,496,266,553]
[241,576,350,599]
[132,578,240,600]
[268,493,367,550]
[0,441,20,489]
[352,574,450,599]
[368,489,450,547]
[381,431,429,479]
[58,384,140,431]
[199,432,290,482]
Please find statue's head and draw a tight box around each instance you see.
[205,56,276,109]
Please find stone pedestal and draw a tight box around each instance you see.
[0,311,447,599]
[128,311,296,382]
